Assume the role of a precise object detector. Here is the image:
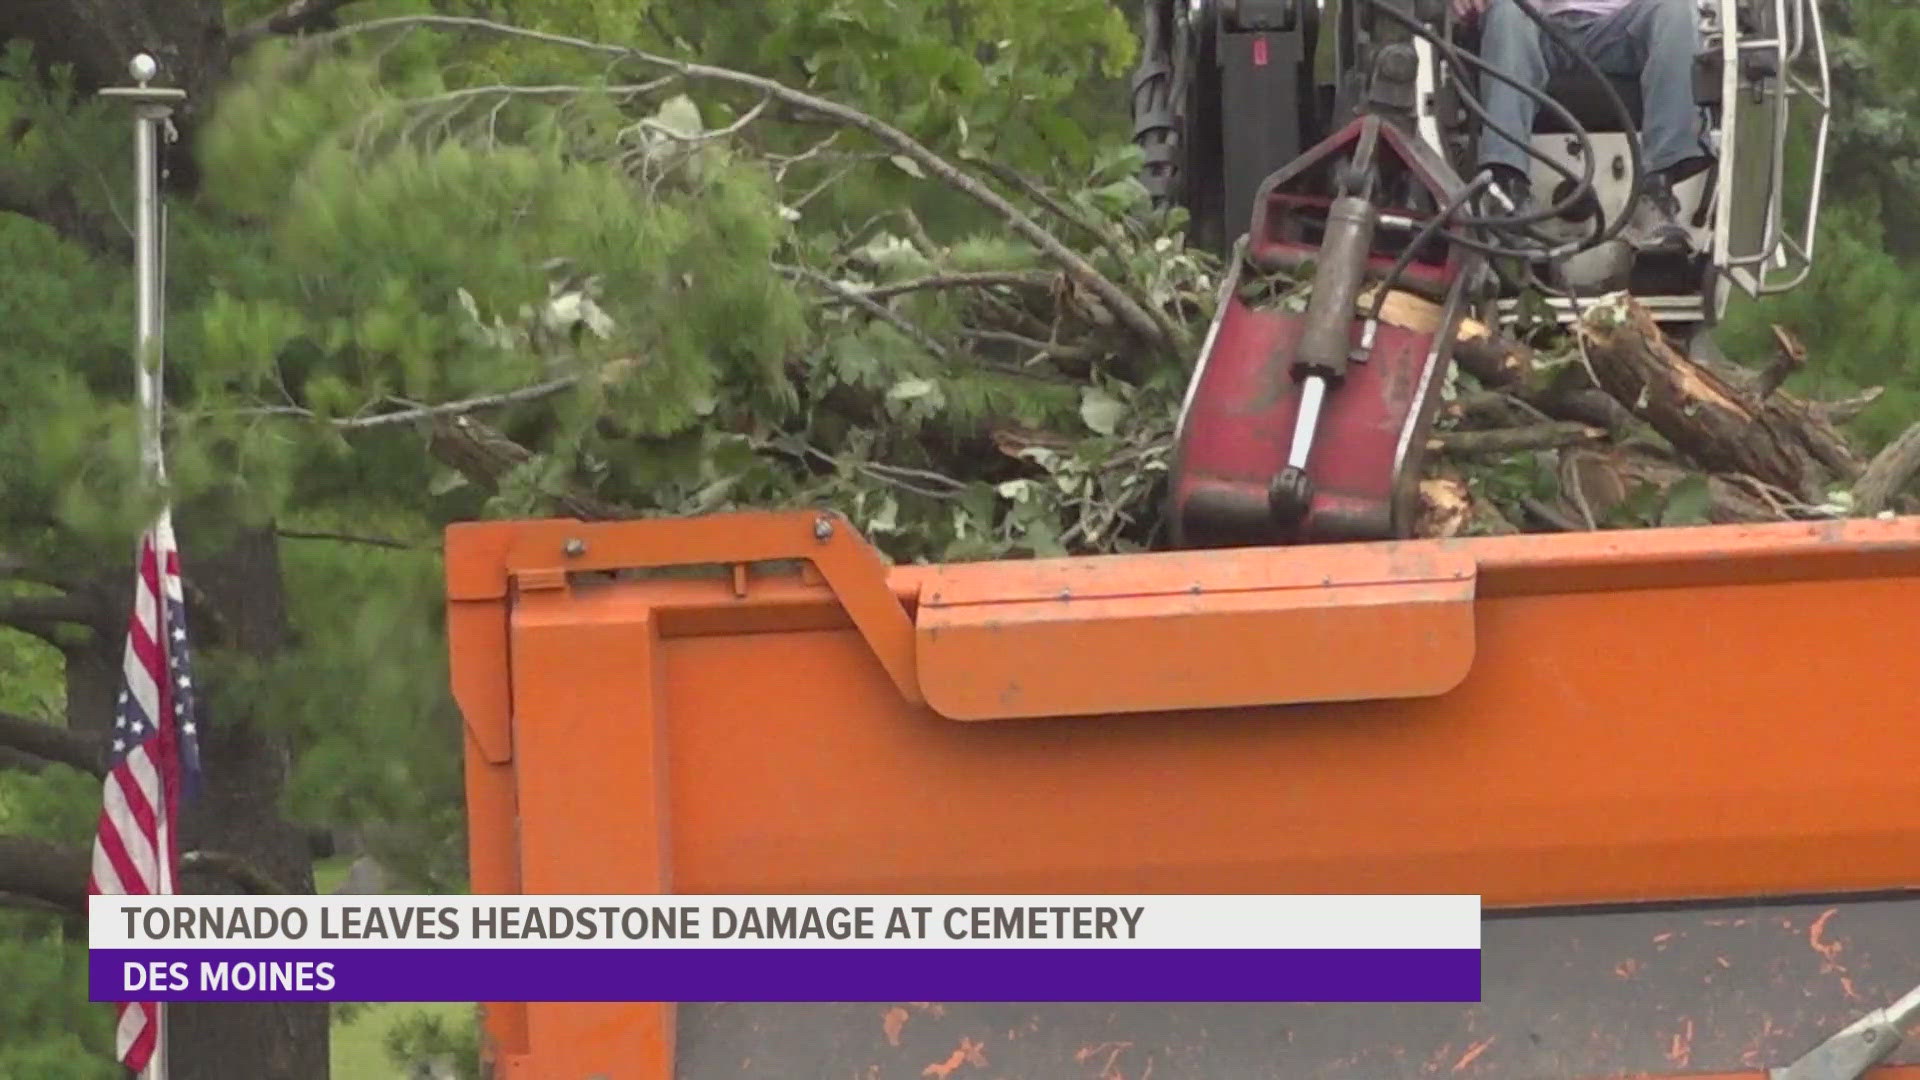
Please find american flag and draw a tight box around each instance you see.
[88,510,201,1074]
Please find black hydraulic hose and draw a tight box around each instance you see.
[1501,0,1645,247]
[1366,171,1494,327]
[1365,0,1594,230]
[1440,0,1594,227]
[1360,0,1649,256]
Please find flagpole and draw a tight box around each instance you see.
[101,53,184,1080]
[102,54,181,484]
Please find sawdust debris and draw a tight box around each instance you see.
[1075,1041,1134,1077]
[1451,1037,1496,1072]
[921,1037,988,1078]
[1741,1015,1780,1067]
[1666,1018,1694,1068]
[883,1007,910,1047]
[1809,908,1842,966]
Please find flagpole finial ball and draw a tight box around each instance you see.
[130,54,158,83]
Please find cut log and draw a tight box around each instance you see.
[1855,419,1920,515]
[1358,287,1534,388]
[1574,296,1859,501]
[1556,447,1783,526]
[1755,324,1807,400]
[1440,391,1532,430]
[1416,478,1472,538]
[1431,422,1607,457]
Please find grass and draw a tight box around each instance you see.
[314,856,476,1079]
[333,1001,473,1079]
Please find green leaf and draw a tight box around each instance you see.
[887,155,926,180]
[888,377,937,401]
[650,94,704,137]
[1079,385,1126,435]
[1660,474,1713,526]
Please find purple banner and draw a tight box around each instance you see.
[90,948,1479,1003]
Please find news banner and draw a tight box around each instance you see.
[90,894,1482,1003]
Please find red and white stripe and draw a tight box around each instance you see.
[88,515,184,1073]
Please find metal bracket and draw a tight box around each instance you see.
[1768,982,1920,1080]
[444,510,924,705]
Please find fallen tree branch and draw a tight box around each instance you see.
[335,378,582,429]
[1576,296,1843,499]
[425,415,630,520]
[311,15,1185,361]
[0,711,100,777]
[834,270,1057,303]
[1527,385,1639,436]
[1756,323,1808,400]
[760,437,969,501]
[238,375,579,430]
[778,264,950,360]
[1442,391,1534,429]
[276,529,430,551]
[1818,387,1884,425]
[399,78,678,114]
[1521,496,1585,532]
[967,157,1129,266]
[633,95,771,143]
[960,329,1097,365]
[1551,448,1791,526]
[1854,419,1920,516]
[1432,422,1607,457]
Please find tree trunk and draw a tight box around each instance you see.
[168,523,330,1080]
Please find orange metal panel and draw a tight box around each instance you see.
[652,576,1920,903]
[446,598,527,1060]
[504,589,675,1078]
[443,511,1920,1080]
[444,511,922,703]
[918,543,1477,718]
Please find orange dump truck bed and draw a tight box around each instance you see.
[445,511,1920,1080]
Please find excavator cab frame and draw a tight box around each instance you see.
[1132,0,1833,337]
[1429,0,1836,333]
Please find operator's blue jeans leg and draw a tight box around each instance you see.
[1476,0,1704,178]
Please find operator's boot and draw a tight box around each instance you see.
[1623,170,1690,253]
